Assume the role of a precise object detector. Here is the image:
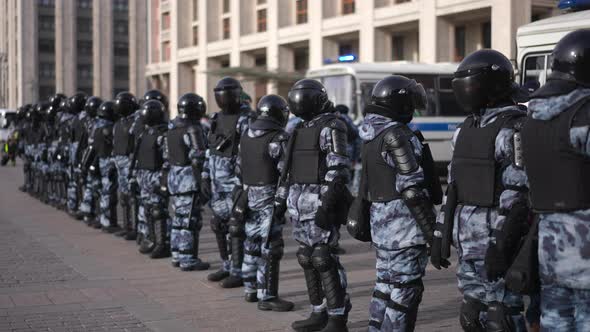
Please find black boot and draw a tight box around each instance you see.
[150,217,171,259]
[207,231,230,281]
[292,268,328,331]
[180,231,210,271]
[220,236,244,288]
[258,258,294,312]
[83,214,95,227]
[138,220,155,254]
[124,200,138,240]
[314,249,349,332]
[115,194,130,237]
[245,292,258,303]
[319,315,349,332]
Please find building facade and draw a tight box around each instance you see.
[0,0,148,109]
[145,0,558,116]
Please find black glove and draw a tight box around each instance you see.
[485,242,509,281]
[158,171,169,196]
[273,197,287,221]
[430,237,451,270]
[200,178,212,204]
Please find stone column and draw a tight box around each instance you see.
[266,0,279,94]
[55,0,77,95]
[358,0,375,62]
[18,0,38,104]
[492,0,531,61]
[129,0,148,97]
[418,0,437,63]
[195,0,210,109]
[92,0,113,98]
[308,0,323,69]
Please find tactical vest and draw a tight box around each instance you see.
[93,124,113,158]
[72,117,85,143]
[240,131,280,186]
[167,126,189,166]
[289,114,337,184]
[451,111,523,207]
[112,118,134,156]
[522,99,590,212]
[136,127,164,171]
[208,112,241,158]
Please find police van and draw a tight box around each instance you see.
[517,2,590,89]
[0,109,17,143]
[306,62,461,167]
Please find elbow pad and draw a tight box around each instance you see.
[402,186,435,244]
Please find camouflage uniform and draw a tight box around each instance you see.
[67,111,89,212]
[282,112,351,317]
[54,112,73,207]
[436,105,528,330]
[90,117,118,228]
[165,117,207,269]
[78,116,101,218]
[359,113,429,331]
[526,88,590,331]
[238,127,289,299]
[203,111,249,275]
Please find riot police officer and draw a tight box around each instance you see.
[79,96,104,228]
[112,92,140,240]
[129,99,170,258]
[354,75,440,331]
[164,93,210,271]
[236,94,294,311]
[283,79,352,332]
[431,49,530,331]
[203,77,251,288]
[50,94,72,210]
[520,29,590,330]
[66,93,89,217]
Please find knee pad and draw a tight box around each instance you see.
[296,245,314,270]
[386,279,424,314]
[460,296,486,332]
[228,219,245,238]
[311,244,334,273]
[264,239,284,260]
[150,205,165,220]
[487,302,521,332]
[210,216,226,233]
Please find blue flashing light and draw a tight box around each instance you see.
[558,0,590,10]
[338,54,356,62]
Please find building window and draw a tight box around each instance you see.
[342,0,355,15]
[454,25,466,62]
[193,0,199,21]
[392,35,405,60]
[77,18,92,34]
[162,42,171,61]
[255,55,266,67]
[294,48,309,72]
[113,0,128,11]
[114,42,128,57]
[257,0,267,4]
[482,21,491,49]
[114,65,129,81]
[192,26,199,46]
[162,13,171,30]
[223,18,230,39]
[78,0,92,9]
[77,64,93,80]
[38,39,55,54]
[339,43,353,56]
[395,0,411,3]
[115,20,128,35]
[257,9,267,32]
[38,0,55,8]
[39,16,55,32]
[77,40,92,56]
[296,0,308,24]
[223,0,230,13]
[39,63,55,79]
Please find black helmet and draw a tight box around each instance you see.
[335,104,350,114]
[28,104,42,123]
[214,77,243,111]
[114,91,139,117]
[287,79,331,121]
[177,93,206,120]
[97,101,116,121]
[85,96,103,118]
[549,29,590,86]
[255,94,289,127]
[140,100,166,126]
[59,99,71,114]
[50,93,67,109]
[452,49,514,112]
[370,75,427,123]
[143,89,168,109]
[46,105,58,123]
[69,92,88,114]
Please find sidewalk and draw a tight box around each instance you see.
[0,164,461,331]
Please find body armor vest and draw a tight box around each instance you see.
[359,125,415,202]
[136,127,164,171]
[208,111,241,158]
[289,114,336,184]
[240,131,280,186]
[451,111,522,207]
[167,126,189,166]
[93,124,113,158]
[522,100,590,212]
[113,118,134,156]
[72,117,85,143]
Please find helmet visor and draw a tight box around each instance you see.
[452,74,487,113]
[407,80,428,112]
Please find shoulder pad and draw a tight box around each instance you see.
[326,117,347,132]
[272,131,289,143]
[187,124,202,135]
[383,125,411,149]
[573,101,590,127]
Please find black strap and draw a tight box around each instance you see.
[372,290,390,301]
[245,249,261,257]
[387,299,410,313]
[368,320,382,330]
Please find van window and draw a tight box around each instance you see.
[438,76,463,116]
[360,82,375,115]
[523,53,550,87]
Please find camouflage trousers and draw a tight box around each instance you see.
[369,246,428,332]
[209,191,233,273]
[136,169,168,242]
[242,206,284,300]
[98,158,118,228]
[540,285,590,331]
[67,142,80,211]
[113,155,131,195]
[170,193,202,269]
[457,259,526,331]
[79,172,101,217]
